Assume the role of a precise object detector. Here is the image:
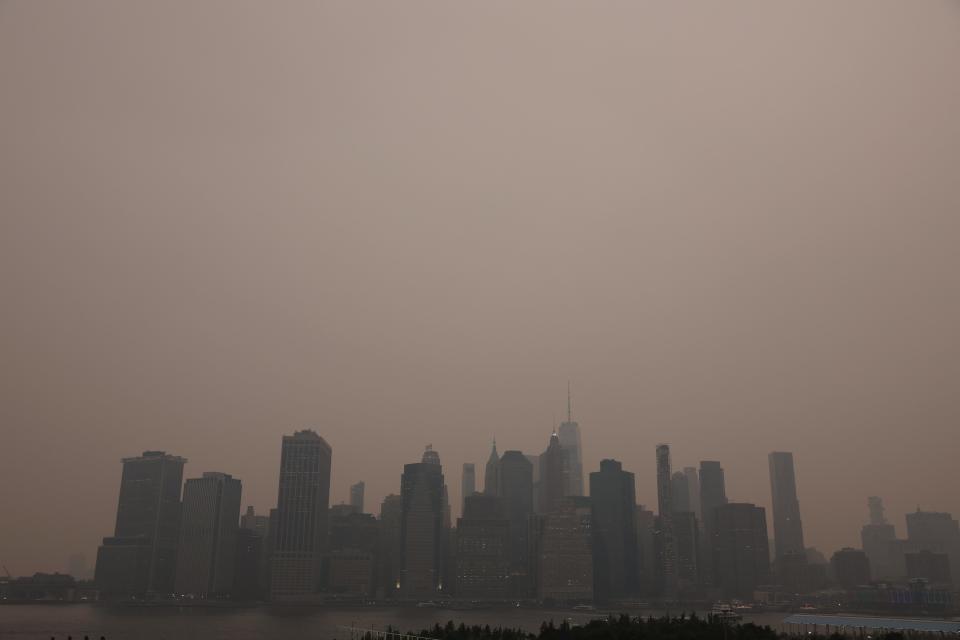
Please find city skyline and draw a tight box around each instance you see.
[3,0,960,580]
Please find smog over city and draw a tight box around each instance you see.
[1,2,959,637]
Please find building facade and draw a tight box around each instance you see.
[269,430,332,600]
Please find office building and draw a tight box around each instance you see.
[399,446,446,599]
[484,440,500,497]
[270,430,332,600]
[831,548,871,588]
[589,459,638,600]
[174,472,242,597]
[94,451,187,597]
[557,384,584,496]
[534,497,593,604]
[350,481,365,514]
[455,494,510,600]
[461,463,476,514]
[769,452,807,587]
[538,432,565,514]
[712,503,770,599]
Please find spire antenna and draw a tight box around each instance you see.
[567,381,572,423]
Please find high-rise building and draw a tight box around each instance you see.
[350,481,365,514]
[905,550,953,585]
[327,511,378,596]
[698,461,728,523]
[94,451,187,597]
[683,467,701,521]
[589,459,638,600]
[711,503,770,599]
[673,511,700,588]
[498,451,534,571]
[769,452,806,586]
[270,430,332,600]
[906,510,960,582]
[860,497,897,580]
[538,432,565,514]
[379,494,403,598]
[671,472,690,513]
[232,528,264,601]
[830,548,871,588]
[534,497,593,604]
[635,506,656,596]
[455,493,510,600]
[768,452,805,557]
[484,440,500,497]
[461,463,476,514]
[655,444,678,596]
[399,446,446,599]
[698,460,728,587]
[174,472,242,597]
[557,384,584,497]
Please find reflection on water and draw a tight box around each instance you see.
[0,605,789,640]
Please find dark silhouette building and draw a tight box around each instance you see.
[673,510,700,589]
[498,450,534,574]
[174,472,242,597]
[906,510,960,582]
[698,460,728,587]
[635,506,656,596]
[379,493,403,598]
[590,459,638,601]
[671,472,690,513]
[400,446,446,599]
[94,451,186,597]
[350,481,365,514]
[831,547,871,588]
[768,451,807,588]
[860,497,897,580]
[461,463,476,514]
[484,440,500,497]
[906,549,952,585]
[711,502,770,599]
[455,493,510,600]
[533,496,593,604]
[654,444,678,596]
[233,528,264,601]
[557,384,584,497]
[538,432,565,514]
[269,430,332,600]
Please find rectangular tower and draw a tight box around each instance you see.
[350,481,365,514]
[94,451,186,597]
[175,472,242,597]
[269,430,332,600]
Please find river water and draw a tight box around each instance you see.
[0,605,789,640]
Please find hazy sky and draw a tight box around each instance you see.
[2,1,959,576]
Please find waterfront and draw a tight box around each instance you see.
[0,605,789,640]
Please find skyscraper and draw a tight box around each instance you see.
[860,497,897,580]
[711,503,770,599]
[350,481,365,514]
[539,432,565,514]
[379,494,403,598]
[671,472,690,513]
[484,440,500,497]
[683,467,701,521]
[768,452,805,557]
[589,459,638,600]
[461,463,476,514]
[698,461,728,523]
[455,493,510,600]
[557,384,584,497]
[534,497,593,604]
[270,430,332,600]
[698,460,728,585]
[654,444,678,596]
[906,510,960,582]
[94,451,186,597]
[497,451,534,571]
[400,446,446,599]
[174,472,242,597]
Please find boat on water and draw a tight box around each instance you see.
[572,604,596,611]
[416,601,440,608]
[710,602,743,622]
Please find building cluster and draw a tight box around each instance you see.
[87,401,959,611]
